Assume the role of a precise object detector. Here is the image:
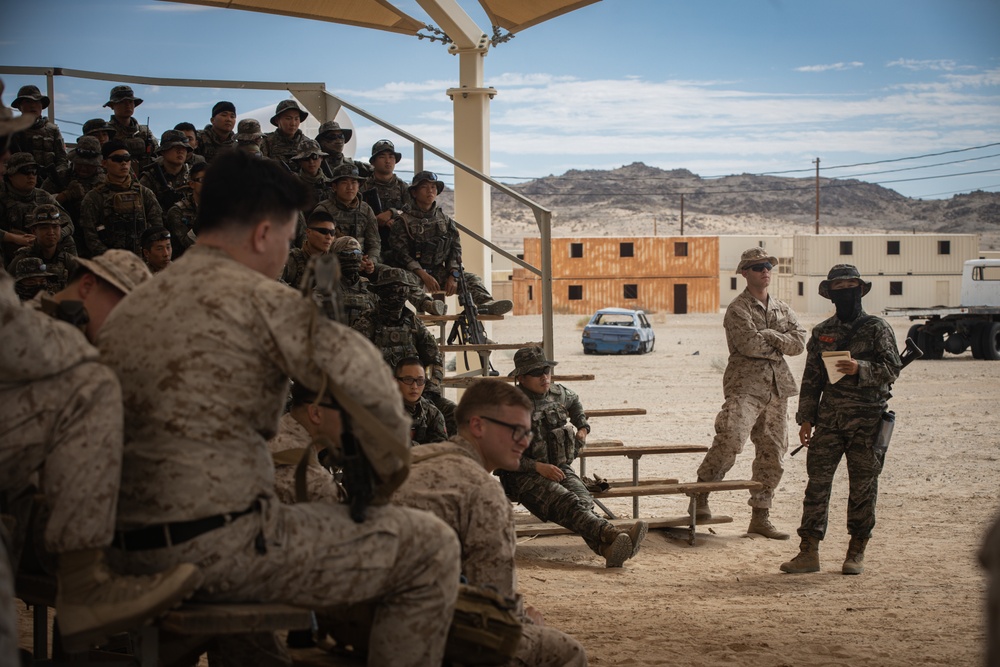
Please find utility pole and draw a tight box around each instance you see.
[813,157,820,234]
[653,214,657,236]
[680,193,685,236]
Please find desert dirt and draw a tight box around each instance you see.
[486,310,999,667]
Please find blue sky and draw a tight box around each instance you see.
[2,0,999,199]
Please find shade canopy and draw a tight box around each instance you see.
[478,0,600,34]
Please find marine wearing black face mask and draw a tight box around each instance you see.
[829,285,863,322]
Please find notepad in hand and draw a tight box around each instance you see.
[822,350,852,384]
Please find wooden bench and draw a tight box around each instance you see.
[441,373,595,388]
[585,408,647,418]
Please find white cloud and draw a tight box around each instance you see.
[795,62,864,73]
[886,58,959,71]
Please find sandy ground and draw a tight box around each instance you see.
[16,310,998,666]
[483,310,999,667]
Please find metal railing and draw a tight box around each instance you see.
[0,66,556,357]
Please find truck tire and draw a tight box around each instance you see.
[982,322,1000,361]
[906,324,922,344]
[970,323,986,359]
[918,330,945,360]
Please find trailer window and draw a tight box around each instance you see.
[623,284,638,299]
[889,281,903,295]
[568,285,583,300]
[570,243,583,258]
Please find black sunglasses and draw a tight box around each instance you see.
[748,262,773,272]
[107,154,132,163]
[16,168,38,176]
[308,227,336,236]
[479,415,533,442]
[525,366,551,378]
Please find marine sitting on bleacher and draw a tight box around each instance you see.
[498,346,649,568]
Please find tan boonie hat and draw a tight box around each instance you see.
[25,204,61,228]
[0,79,36,138]
[736,247,778,273]
[76,249,152,295]
[509,345,558,378]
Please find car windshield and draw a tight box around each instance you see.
[593,313,635,326]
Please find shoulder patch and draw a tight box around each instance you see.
[818,334,837,344]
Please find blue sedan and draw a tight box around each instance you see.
[582,308,656,355]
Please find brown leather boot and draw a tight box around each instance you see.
[842,536,869,575]
[57,549,202,653]
[780,536,821,573]
[688,492,711,520]
[599,533,632,568]
[748,508,790,540]
[623,520,649,558]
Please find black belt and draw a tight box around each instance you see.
[112,500,261,552]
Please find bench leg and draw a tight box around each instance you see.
[632,458,640,519]
[687,493,697,546]
[593,498,618,521]
[33,603,47,660]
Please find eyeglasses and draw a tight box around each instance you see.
[525,366,551,378]
[308,227,336,236]
[107,154,132,163]
[479,415,533,443]
[396,376,426,387]
[748,262,773,272]
[16,168,38,176]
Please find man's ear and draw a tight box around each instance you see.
[250,218,271,254]
[76,272,98,300]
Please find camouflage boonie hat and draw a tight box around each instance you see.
[82,118,117,139]
[736,247,778,273]
[331,235,362,255]
[316,120,352,143]
[372,267,412,288]
[0,80,37,137]
[104,85,143,108]
[235,118,262,142]
[509,345,558,378]
[409,170,444,194]
[330,163,364,183]
[25,204,61,228]
[12,84,50,110]
[76,249,152,295]
[270,99,308,126]
[5,152,38,173]
[370,139,402,162]
[292,139,328,161]
[158,129,193,154]
[70,136,103,166]
[818,264,872,299]
[13,257,55,281]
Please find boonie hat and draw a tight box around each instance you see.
[316,120,352,143]
[140,226,171,250]
[25,204,61,228]
[818,264,872,300]
[158,130,193,154]
[373,267,412,288]
[370,139,402,162]
[12,84,50,110]
[70,136,103,166]
[270,99,308,126]
[13,257,55,281]
[104,85,143,108]
[6,152,38,173]
[82,118,117,139]
[292,139,328,161]
[409,171,444,194]
[509,345,558,378]
[76,249,152,295]
[330,163,364,183]
[236,118,262,142]
[736,247,778,273]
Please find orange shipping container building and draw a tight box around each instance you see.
[513,236,720,315]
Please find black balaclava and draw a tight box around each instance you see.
[376,284,408,319]
[830,286,863,322]
[338,251,360,281]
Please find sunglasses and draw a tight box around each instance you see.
[16,168,39,176]
[479,415,533,443]
[107,154,132,163]
[323,134,345,141]
[396,376,426,387]
[748,262,773,272]
[525,366,551,378]
[308,227,336,236]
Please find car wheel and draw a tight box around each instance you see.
[648,339,655,353]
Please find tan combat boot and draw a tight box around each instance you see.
[842,536,869,575]
[747,508,790,540]
[420,298,447,316]
[687,492,711,520]
[599,533,632,568]
[779,536,821,573]
[56,548,202,653]
[623,520,649,558]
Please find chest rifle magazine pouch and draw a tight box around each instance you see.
[873,410,895,456]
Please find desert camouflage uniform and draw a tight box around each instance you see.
[13,116,69,178]
[794,312,900,541]
[196,126,237,163]
[313,196,381,264]
[107,116,158,172]
[393,438,587,667]
[6,243,77,291]
[138,160,190,212]
[696,289,806,507]
[260,129,306,168]
[0,186,76,259]
[267,412,340,505]
[499,384,618,556]
[164,195,197,258]
[98,245,459,667]
[406,396,448,445]
[387,203,492,304]
[79,178,162,255]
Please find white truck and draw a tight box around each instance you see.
[884,259,1000,361]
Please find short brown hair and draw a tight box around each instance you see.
[455,379,532,426]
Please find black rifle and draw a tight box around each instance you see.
[299,253,376,522]
[361,188,383,215]
[447,264,498,376]
[791,336,923,457]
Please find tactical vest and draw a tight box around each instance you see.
[140,162,188,211]
[93,183,148,254]
[340,279,376,327]
[109,118,157,171]
[398,211,453,270]
[372,316,421,368]
[9,246,76,291]
[282,248,309,288]
[15,120,65,170]
[261,130,306,168]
